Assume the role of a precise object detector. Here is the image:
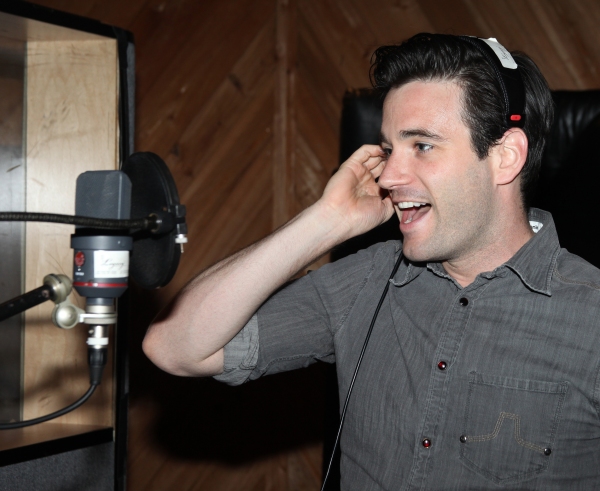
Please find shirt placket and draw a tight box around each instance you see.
[405,278,490,490]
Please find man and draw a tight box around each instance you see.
[144,33,600,489]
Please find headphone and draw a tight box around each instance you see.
[458,36,526,128]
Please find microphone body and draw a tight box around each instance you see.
[71,170,133,385]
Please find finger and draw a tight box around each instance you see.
[381,195,395,221]
[361,174,389,198]
[363,152,386,169]
[365,157,386,177]
[345,144,385,167]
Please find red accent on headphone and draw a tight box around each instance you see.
[510,114,522,121]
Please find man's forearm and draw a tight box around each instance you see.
[142,145,393,377]
[142,201,353,376]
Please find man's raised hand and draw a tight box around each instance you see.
[319,144,395,241]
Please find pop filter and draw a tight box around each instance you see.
[121,152,187,289]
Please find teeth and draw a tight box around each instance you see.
[397,202,427,209]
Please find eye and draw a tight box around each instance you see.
[381,146,392,158]
[416,142,433,153]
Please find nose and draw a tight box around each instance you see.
[377,151,413,191]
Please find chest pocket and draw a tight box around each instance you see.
[459,371,568,486]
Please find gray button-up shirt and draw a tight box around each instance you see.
[215,209,600,490]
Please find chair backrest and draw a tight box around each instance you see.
[336,89,600,268]
[534,91,600,267]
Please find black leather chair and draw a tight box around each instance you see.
[535,90,600,264]
[322,88,600,490]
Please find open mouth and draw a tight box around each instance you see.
[396,201,431,224]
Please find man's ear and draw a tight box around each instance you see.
[493,128,528,186]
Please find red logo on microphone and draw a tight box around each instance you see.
[74,251,85,268]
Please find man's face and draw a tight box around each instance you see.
[378,80,497,264]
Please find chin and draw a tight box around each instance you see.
[400,243,428,263]
[401,240,444,264]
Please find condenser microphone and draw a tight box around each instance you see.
[71,170,133,385]
[71,170,133,301]
[0,154,187,429]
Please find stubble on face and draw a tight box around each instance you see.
[380,81,499,267]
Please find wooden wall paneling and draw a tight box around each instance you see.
[286,442,323,490]
[364,0,437,42]
[407,0,477,36]
[514,3,590,87]
[522,0,600,88]
[460,1,578,87]
[171,14,277,207]
[188,139,274,270]
[299,0,376,90]
[136,0,276,158]
[30,0,148,29]
[296,10,350,138]
[127,399,228,491]
[292,1,364,214]
[274,0,298,227]
[128,393,321,491]
[455,0,600,89]
[156,34,278,304]
[567,0,600,62]
[132,0,236,106]
[294,79,338,210]
[24,38,118,425]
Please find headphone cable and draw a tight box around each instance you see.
[321,249,404,491]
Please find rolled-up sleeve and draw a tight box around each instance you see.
[213,240,400,385]
[212,314,259,386]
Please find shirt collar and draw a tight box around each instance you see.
[390,208,561,295]
[501,208,561,296]
[390,256,426,287]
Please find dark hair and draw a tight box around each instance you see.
[370,33,554,209]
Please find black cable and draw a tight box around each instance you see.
[0,211,154,230]
[321,250,404,491]
[0,384,98,430]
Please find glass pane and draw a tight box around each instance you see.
[0,35,25,422]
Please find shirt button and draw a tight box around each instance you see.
[459,297,469,306]
[422,438,432,448]
[437,361,447,370]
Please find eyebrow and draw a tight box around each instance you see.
[380,128,448,144]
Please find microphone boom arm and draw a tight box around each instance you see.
[0,274,72,324]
